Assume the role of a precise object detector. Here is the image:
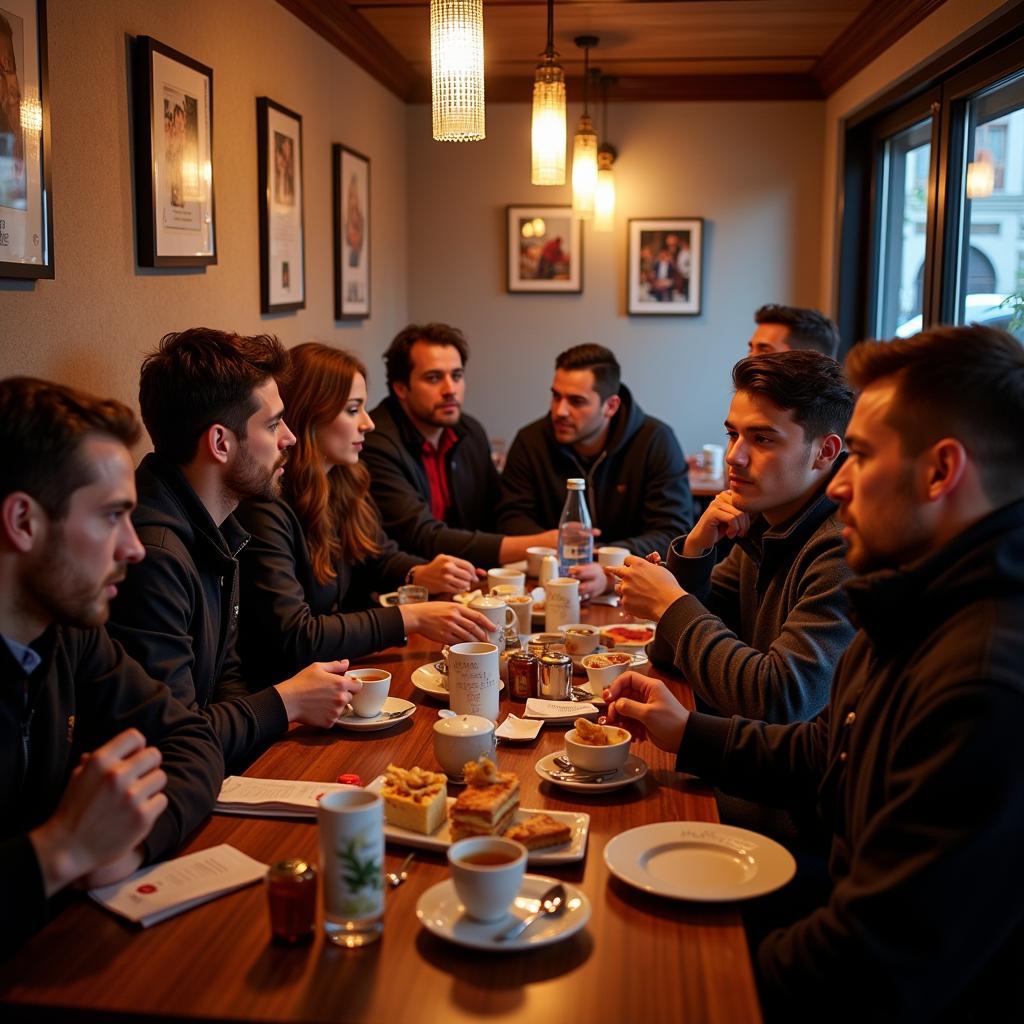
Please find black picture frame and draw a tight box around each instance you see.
[0,0,54,279]
[333,143,370,320]
[131,35,216,268]
[257,96,305,313]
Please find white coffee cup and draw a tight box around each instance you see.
[447,641,501,721]
[347,668,391,718]
[318,789,384,945]
[470,596,517,653]
[433,714,497,780]
[596,545,629,568]
[702,444,724,479]
[526,546,557,577]
[488,567,526,595]
[448,836,527,922]
[502,593,534,635]
[544,577,580,632]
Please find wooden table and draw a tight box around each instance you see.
[1,607,763,1023]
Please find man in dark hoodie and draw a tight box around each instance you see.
[604,325,1024,1021]
[498,344,693,598]
[108,329,362,771]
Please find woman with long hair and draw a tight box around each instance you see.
[236,343,494,686]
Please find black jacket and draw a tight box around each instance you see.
[497,384,693,556]
[108,454,288,771]
[361,395,505,566]
[679,500,1024,1021]
[235,496,415,686]
[0,625,223,955]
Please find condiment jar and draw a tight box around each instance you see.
[507,650,538,702]
[537,651,573,700]
[267,858,317,944]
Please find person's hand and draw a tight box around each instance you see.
[602,672,689,753]
[29,729,169,898]
[81,847,145,889]
[411,555,483,595]
[605,556,685,622]
[400,602,497,645]
[275,660,362,727]
[568,561,609,601]
[683,490,751,557]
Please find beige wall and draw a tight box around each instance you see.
[406,100,826,456]
[1,0,408,425]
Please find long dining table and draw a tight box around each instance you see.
[1,602,764,1023]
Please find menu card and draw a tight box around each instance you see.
[216,776,355,818]
[89,844,267,928]
[525,698,599,719]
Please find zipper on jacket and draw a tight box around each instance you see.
[20,705,35,787]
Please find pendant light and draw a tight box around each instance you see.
[594,74,617,232]
[531,0,566,185]
[571,36,598,219]
[430,0,486,142]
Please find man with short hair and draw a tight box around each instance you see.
[108,329,361,772]
[605,325,1024,1019]
[363,323,559,567]
[748,304,840,358]
[0,378,222,954]
[609,351,855,722]
[498,343,693,597]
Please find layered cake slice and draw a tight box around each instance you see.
[381,764,448,835]
[449,757,520,841]
[505,813,572,851]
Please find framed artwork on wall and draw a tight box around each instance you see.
[0,0,53,279]
[131,35,215,268]
[507,205,582,293]
[333,143,369,319]
[257,97,305,313]
[627,218,703,315]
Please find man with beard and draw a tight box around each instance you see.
[603,325,1024,1020]
[0,378,222,954]
[108,329,361,771]
[363,323,559,569]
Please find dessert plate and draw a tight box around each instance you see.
[417,873,590,952]
[600,621,657,650]
[411,663,504,702]
[603,821,796,901]
[365,776,589,864]
[334,697,416,732]
[535,751,648,793]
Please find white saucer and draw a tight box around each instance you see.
[416,873,590,951]
[411,663,504,702]
[334,697,416,731]
[535,751,648,792]
[603,821,796,901]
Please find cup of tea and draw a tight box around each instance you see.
[347,668,391,718]
[565,723,632,773]
[596,546,629,568]
[447,836,527,922]
[487,567,526,595]
[558,623,600,655]
[432,714,497,780]
[503,593,534,635]
[544,577,580,632]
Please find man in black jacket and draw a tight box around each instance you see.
[498,344,693,598]
[605,325,1024,1021]
[0,378,223,954]
[108,329,361,771]
[363,323,558,568]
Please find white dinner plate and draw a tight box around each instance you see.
[535,751,648,793]
[410,663,504,702]
[603,821,796,901]
[365,776,589,864]
[333,697,416,732]
[416,874,590,952]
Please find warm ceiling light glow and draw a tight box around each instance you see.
[966,158,995,199]
[431,0,485,142]
[531,0,565,185]
[594,164,615,232]
[572,114,598,219]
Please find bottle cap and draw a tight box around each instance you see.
[336,773,362,785]
[566,478,585,489]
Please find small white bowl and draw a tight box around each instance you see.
[558,623,601,655]
[580,651,635,690]
[565,725,632,772]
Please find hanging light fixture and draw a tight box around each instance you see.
[571,35,598,219]
[430,0,486,142]
[594,73,617,232]
[531,0,566,185]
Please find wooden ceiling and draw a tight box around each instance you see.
[277,0,951,102]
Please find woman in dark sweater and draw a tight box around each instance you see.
[236,344,494,686]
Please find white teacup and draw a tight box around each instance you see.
[596,546,630,568]
[448,836,527,922]
[348,668,391,718]
[544,577,580,632]
[581,651,635,690]
[503,593,534,635]
[559,623,600,655]
[469,596,517,648]
[565,723,632,773]
[526,546,556,577]
[487,567,526,595]
[433,714,497,780]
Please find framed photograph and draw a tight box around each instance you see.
[0,0,53,278]
[333,143,369,319]
[628,218,703,315]
[507,205,582,293]
[257,97,305,313]
[131,35,215,268]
